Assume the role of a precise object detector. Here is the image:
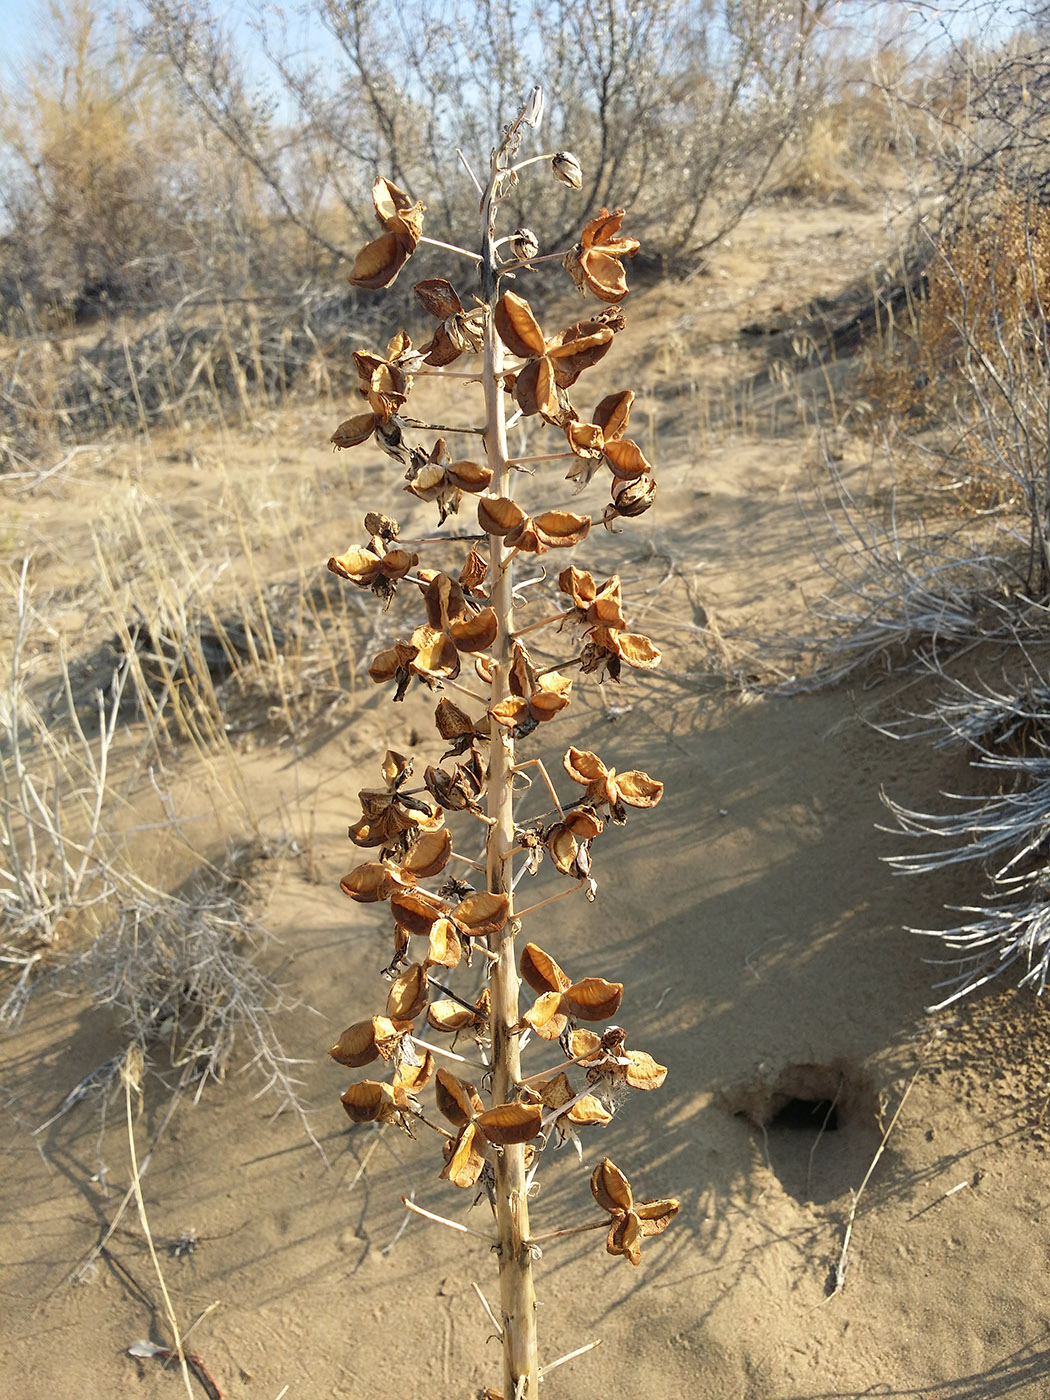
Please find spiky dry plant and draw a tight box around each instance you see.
[325,90,677,1398]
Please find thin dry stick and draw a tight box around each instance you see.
[72,1085,183,1284]
[122,1056,194,1400]
[829,1070,920,1297]
[400,1195,496,1243]
[539,1338,602,1378]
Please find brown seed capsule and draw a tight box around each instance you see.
[512,227,540,262]
[552,151,583,189]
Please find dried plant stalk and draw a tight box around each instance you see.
[328,89,676,1399]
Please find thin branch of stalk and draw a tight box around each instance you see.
[516,882,586,920]
[527,1218,608,1247]
[416,369,484,381]
[517,1052,595,1088]
[399,417,486,435]
[511,759,566,820]
[400,1196,495,1243]
[406,1034,489,1071]
[472,1281,504,1337]
[456,149,483,196]
[539,1339,602,1377]
[418,234,482,262]
[512,611,572,639]
[506,453,577,465]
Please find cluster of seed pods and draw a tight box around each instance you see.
[327,89,678,1400]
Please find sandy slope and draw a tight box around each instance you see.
[5,194,1050,1400]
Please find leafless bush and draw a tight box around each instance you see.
[1,564,317,1134]
[141,0,841,270]
[0,289,366,468]
[881,649,1050,1007]
[81,841,315,1130]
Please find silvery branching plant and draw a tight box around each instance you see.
[327,88,678,1400]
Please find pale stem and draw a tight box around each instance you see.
[517,1053,595,1088]
[527,1217,608,1247]
[472,1280,504,1337]
[417,368,486,380]
[416,1113,455,1140]
[539,1340,603,1378]
[438,676,493,706]
[406,1034,488,1071]
[400,417,486,435]
[419,234,483,262]
[502,249,575,268]
[498,546,524,577]
[396,533,486,546]
[506,452,578,465]
[449,851,488,874]
[456,148,484,195]
[532,657,583,680]
[400,1196,496,1242]
[507,152,559,175]
[512,611,572,639]
[481,140,539,1400]
[469,941,500,963]
[511,758,566,819]
[510,861,534,892]
[539,1086,598,1133]
[515,881,586,920]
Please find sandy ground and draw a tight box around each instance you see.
[5,189,1050,1400]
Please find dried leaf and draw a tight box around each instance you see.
[341,1080,401,1125]
[340,862,400,903]
[593,390,634,441]
[624,1050,668,1091]
[478,496,525,537]
[604,438,653,480]
[415,278,464,319]
[330,413,376,449]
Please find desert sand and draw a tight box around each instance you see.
[4,193,1050,1400]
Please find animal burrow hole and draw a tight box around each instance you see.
[724,1061,882,1206]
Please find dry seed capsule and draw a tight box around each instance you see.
[551,152,583,189]
[512,227,540,262]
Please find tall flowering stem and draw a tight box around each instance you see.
[329,90,678,1400]
[480,149,538,1394]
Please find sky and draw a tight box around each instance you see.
[0,0,1030,99]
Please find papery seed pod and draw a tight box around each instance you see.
[441,1121,489,1188]
[613,474,657,517]
[523,85,544,128]
[562,977,623,1021]
[364,511,400,541]
[477,1103,543,1146]
[512,227,540,262]
[552,151,583,189]
[435,1068,483,1126]
[386,962,429,1020]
